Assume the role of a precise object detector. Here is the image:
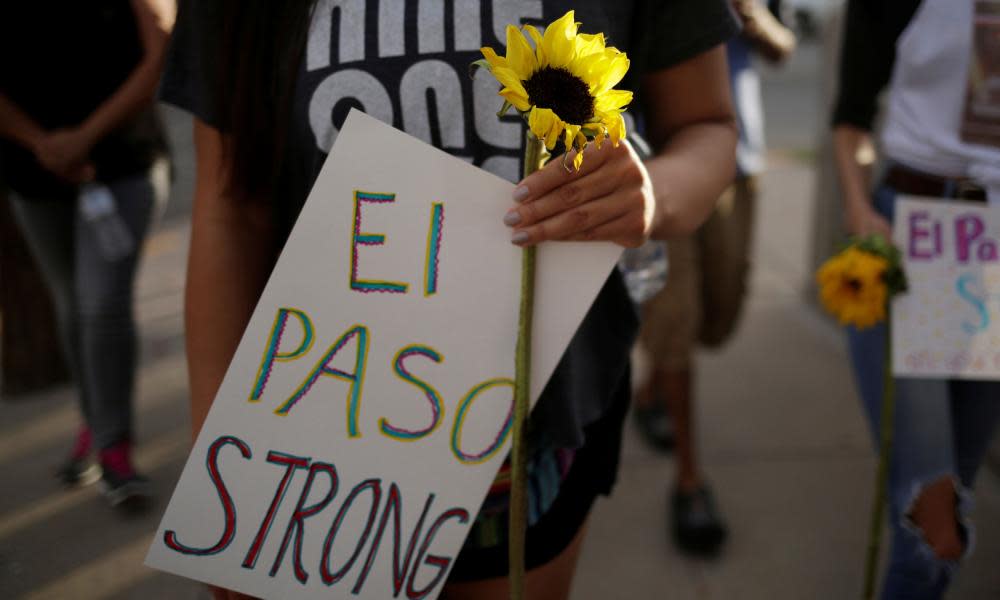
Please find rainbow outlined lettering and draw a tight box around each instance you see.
[350,190,409,294]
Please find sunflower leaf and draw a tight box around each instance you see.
[468,59,492,79]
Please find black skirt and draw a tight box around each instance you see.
[447,367,631,582]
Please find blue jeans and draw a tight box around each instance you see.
[10,162,169,449]
[847,183,1000,599]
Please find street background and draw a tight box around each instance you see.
[2,34,1000,600]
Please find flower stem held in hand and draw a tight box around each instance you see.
[863,316,895,600]
[475,12,631,598]
[815,236,906,599]
[509,131,548,600]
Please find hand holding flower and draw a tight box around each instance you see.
[844,199,893,239]
[504,138,654,248]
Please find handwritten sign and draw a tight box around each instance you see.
[145,110,622,598]
[892,196,1000,378]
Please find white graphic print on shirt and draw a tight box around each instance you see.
[300,0,634,182]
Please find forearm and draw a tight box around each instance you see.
[185,122,276,440]
[832,124,875,210]
[185,211,275,438]
[79,58,164,144]
[79,0,174,145]
[734,0,796,63]
[833,124,891,236]
[641,45,738,240]
[647,118,737,239]
[0,94,44,151]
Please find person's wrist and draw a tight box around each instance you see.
[25,129,46,157]
[76,120,102,151]
[843,190,872,212]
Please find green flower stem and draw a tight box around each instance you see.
[509,132,548,600]
[863,315,895,600]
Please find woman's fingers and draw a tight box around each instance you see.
[511,141,617,204]
[504,138,653,247]
[510,186,646,246]
[504,165,621,231]
[566,214,648,247]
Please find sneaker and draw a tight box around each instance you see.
[633,400,675,452]
[98,441,152,507]
[671,485,727,556]
[55,426,100,486]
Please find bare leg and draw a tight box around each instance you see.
[908,477,964,560]
[658,363,726,556]
[660,366,699,492]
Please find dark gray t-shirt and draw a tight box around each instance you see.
[161,0,738,449]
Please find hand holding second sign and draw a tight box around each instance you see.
[504,139,655,249]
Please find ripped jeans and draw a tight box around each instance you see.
[847,182,1000,599]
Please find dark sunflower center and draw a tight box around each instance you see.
[846,278,863,293]
[524,67,594,124]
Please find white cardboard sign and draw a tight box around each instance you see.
[892,196,1000,379]
[145,110,622,598]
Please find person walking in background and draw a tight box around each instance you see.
[0,0,175,506]
[632,0,795,556]
[832,0,1000,597]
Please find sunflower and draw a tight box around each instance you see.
[816,246,890,329]
[477,10,632,170]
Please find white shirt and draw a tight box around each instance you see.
[881,0,1000,202]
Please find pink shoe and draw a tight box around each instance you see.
[54,426,99,486]
[98,440,151,506]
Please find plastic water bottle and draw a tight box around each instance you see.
[79,183,134,261]
[618,240,668,304]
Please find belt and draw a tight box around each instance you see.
[884,164,987,201]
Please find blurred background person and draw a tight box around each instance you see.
[632,0,795,556]
[832,0,1000,597]
[0,0,175,506]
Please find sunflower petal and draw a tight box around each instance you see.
[528,107,564,151]
[575,32,606,57]
[543,10,578,68]
[592,51,630,94]
[490,66,528,97]
[563,123,581,152]
[505,25,537,79]
[608,112,626,146]
[480,46,509,71]
[524,25,547,68]
[595,89,633,113]
[499,88,531,111]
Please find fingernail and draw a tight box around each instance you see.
[512,186,529,202]
[503,210,522,226]
[511,231,530,245]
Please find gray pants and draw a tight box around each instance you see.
[10,162,168,449]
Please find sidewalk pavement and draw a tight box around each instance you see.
[2,149,999,599]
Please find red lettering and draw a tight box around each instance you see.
[164,436,251,556]
[353,484,432,595]
[243,451,311,570]
[406,507,469,599]
[320,479,383,586]
[269,461,339,583]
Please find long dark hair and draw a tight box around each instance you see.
[216,0,315,201]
